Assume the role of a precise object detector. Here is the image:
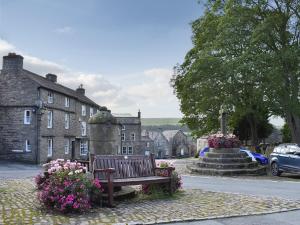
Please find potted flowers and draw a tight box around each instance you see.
[35,159,103,213]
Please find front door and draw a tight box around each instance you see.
[71,141,75,160]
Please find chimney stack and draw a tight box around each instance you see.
[138,109,141,118]
[46,73,57,83]
[76,84,85,95]
[2,53,23,72]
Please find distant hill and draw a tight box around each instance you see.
[141,118,190,133]
[141,118,181,126]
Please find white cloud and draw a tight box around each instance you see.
[0,38,182,117]
[54,26,74,34]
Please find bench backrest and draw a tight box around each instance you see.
[92,154,156,179]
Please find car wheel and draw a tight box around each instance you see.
[271,162,281,176]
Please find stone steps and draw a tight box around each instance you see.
[206,152,247,158]
[196,161,258,169]
[202,157,252,163]
[187,164,267,176]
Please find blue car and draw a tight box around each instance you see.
[240,148,269,165]
[199,147,209,157]
[199,146,268,165]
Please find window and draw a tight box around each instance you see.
[128,146,133,155]
[145,150,150,156]
[122,146,127,154]
[64,113,70,129]
[130,133,135,141]
[121,133,125,141]
[122,125,126,130]
[24,110,31,124]
[47,138,53,157]
[65,97,70,107]
[64,138,70,154]
[81,121,87,136]
[47,111,53,128]
[80,141,88,155]
[82,105,86,116]
[25,140,31,152]
[146,142,150,147]
[48,91,53,103]
[90,107,94,117]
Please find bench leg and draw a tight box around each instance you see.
[108,182,114,207]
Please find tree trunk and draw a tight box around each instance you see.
[247,115,259,146]
[286,113,300,143]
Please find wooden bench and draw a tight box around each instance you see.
[91,154,174,206]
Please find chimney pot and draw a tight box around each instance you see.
[76,84,85,95]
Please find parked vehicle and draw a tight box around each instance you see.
[270,143,300,176]
[240,148,269,165]
[199,147,209,157]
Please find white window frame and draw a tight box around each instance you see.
[65,97,70,107]
[122,146,127,155]
[81,121,87,136]
[128,146,133,155]
[47,138,53,157]
[121,133,125,141]
[90,107,94,117]
[48,91,53,103]
[64,138,70,154]
[47,111,53,128]
[24,110,31,125]
[122,125,126,130]
[80,140,88,156]
[64,113,70,129]
[131,133,135,141]
[82,105,86,116]
[25,140,31,152]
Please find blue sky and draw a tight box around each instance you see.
[0,0,205,118]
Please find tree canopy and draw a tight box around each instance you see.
[172,0,300,143]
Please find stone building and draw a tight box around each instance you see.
[114,111,143,155]
[147,129,191,158]
[0,53,101,163]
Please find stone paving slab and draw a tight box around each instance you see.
[1,179,300,225]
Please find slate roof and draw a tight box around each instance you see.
[23,70,100,107]
[162,130,181,142]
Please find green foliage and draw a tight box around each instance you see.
[172,0,300,142]
[281,123,292,143]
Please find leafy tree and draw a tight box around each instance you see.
[172,0,300,143]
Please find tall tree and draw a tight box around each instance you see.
[172,0,300,142]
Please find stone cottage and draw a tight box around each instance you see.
[0,53,101,163]
[146,129,190,158]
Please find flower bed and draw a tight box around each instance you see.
[208,133,240,148]
[142,161,182,195]
[35,159,103,213]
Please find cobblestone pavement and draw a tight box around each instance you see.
[1,179,300,225]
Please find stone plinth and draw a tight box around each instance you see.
[187,148,267,176]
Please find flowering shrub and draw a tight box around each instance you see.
[208,133,240,148]
[142,161,182,195]
[35,159,103,213]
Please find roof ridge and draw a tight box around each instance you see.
[23,69,100,107]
